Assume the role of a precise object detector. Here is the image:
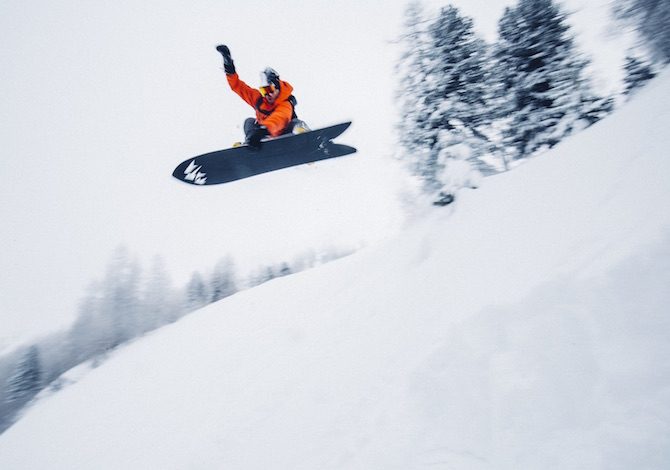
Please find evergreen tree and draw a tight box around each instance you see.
[141,256,179,330]
[623,55,657,95]
[248,265,277,288]
[67,249,142,358]
[494,0,603,159]
[67,283,108,362]
[278,262,292,277]
[397,4,492,193]
[185,271,210,311]
[615,0,670,63]
[210,256,237,302]
[101,246,141,348]
[6,346,42,404]
[396,0,432,170]
[422,6,492,190]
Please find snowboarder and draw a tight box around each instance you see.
[216,45,307,149]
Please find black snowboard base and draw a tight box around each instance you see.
[173,122,356,186]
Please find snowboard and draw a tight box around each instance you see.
[173,122,356,185]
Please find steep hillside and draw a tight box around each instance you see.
[0,73,669,469]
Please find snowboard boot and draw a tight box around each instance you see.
[291,119,310,135]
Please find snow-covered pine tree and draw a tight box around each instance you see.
[101,246,142,348]
[278,262,292,277]
[210,256,238,303]
[141,256,179,331]
[494,0,602,160]
[66,283,108,363]
[623,55,657,95]
[247,265,277,288]
[6,346,42,405]
[397,4,492,194]
[67,247,142,356]
[615,0,670,64]
[396,0,432,176]
[422,6,492,191]
[185,271,210,311]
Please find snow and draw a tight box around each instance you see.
[0,66,669,470]
[1,0,668,467]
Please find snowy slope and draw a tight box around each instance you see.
[1,73,669,469]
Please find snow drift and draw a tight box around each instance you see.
[0,73,669,469]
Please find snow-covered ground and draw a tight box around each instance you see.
[0,68,668,470]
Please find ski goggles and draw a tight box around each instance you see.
[259,84,276,97]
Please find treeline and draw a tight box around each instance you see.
[397,0,663,202]
[0,245,353,434]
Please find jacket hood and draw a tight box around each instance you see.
[275,79,293,102]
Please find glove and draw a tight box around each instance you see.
[216,44,236,75]
[246,127,268,150]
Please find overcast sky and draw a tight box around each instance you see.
[0,0,410,346]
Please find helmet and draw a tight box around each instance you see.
[259,67,280,96]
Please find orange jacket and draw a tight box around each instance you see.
[226,73,295,137]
